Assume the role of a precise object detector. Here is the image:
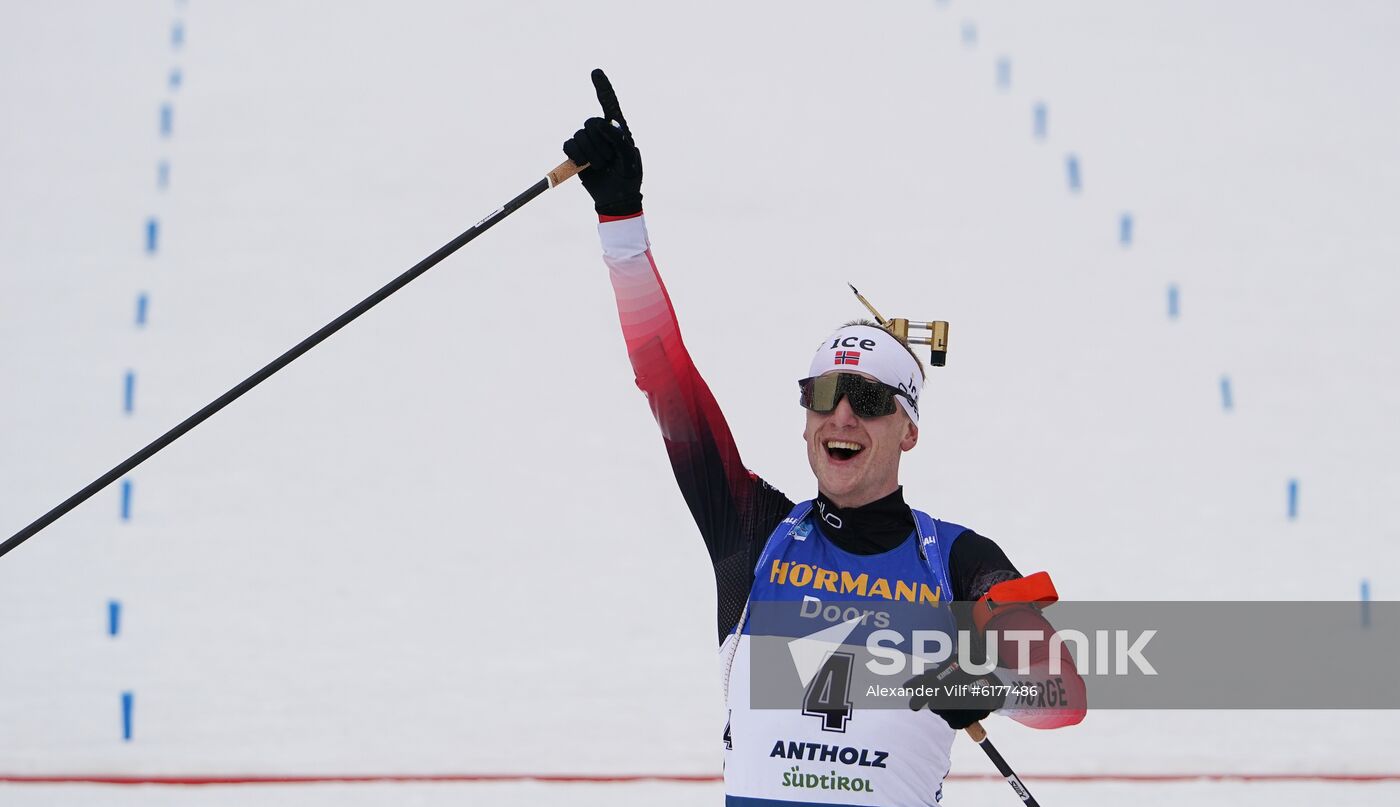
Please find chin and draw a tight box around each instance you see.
[815,469,862,499]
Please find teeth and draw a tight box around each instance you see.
[825,440,863,452]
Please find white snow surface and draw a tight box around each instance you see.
[2,1,1398,805]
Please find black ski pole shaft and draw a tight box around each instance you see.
[966,721,1042,806]
[1,159,585,561]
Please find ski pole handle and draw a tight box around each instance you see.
[547,158,587,188]
[966,721,1042,806]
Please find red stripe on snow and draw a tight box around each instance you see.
[2,771,1399,786]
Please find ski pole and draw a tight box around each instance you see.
[0,158,584,561]
[966,721,1042,806]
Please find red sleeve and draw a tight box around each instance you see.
[599,214,794,639]
[989,606,1087,730]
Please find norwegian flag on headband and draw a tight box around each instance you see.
[810,324,922,423]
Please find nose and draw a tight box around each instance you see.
[828,396,860,427]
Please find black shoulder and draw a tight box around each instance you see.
[709,472,794,644]
[948,529,1021,602]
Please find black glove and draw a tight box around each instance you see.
[563,69,643,217]
[905,660,1006,731]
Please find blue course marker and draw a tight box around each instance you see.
[157,160,169,190]
[172,21,184,49]
[146,218,158,254]
[1220,375,1233,411]
[123,370,135,415]
[996,57,1011,89]
[1167,284,1180,319]
[961,21,977,45]
[1287,478,1299,520]
[1120,212,1134,246]
[1033,102,1047,140]
[136,293,149,327]
[159,104,173,137]
[1066,154,1082,192]
[121,692,134,741]
[169,67,182,90]
[109,600,121,637]
[1361,579,1371,628]
[121,479,133,521]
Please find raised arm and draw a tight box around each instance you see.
[564,71,793,640]
[596,215,792,562]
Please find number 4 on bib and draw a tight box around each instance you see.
[803,652,855,732]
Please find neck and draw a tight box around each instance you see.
[813,486,914,555]
[820,484,899,510]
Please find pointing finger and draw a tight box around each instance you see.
[591,68,627,131]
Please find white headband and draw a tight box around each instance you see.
[807,324,923,423]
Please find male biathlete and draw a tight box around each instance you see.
[564,71,1084,806]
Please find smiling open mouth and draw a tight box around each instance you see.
[825,440,864,461]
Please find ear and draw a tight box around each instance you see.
[900,421,919,452]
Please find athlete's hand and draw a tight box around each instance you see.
[905,660,1006,731]
[563,69,643,217]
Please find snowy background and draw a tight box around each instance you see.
[2,0,1398,804]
